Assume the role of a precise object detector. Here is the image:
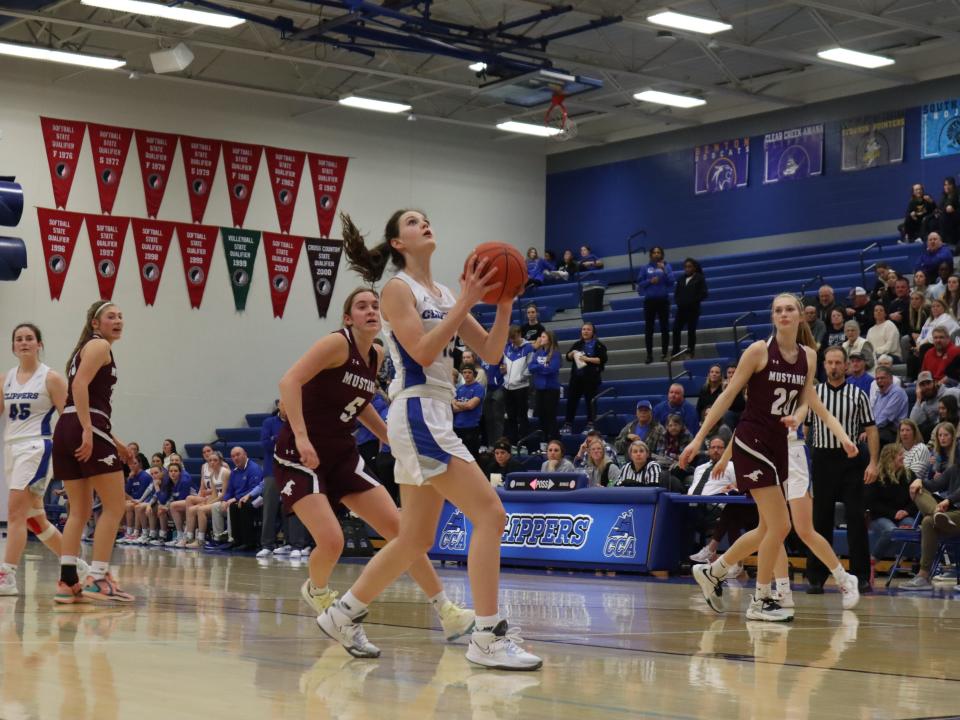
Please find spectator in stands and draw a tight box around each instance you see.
[866,444,915,562]
[869,262,891,300]
[915,299,959,360]
[581,437,620,488]
[541,250,567,283]
[562,322,607,434]
[120,455,152,543]
[529,330,561,443]
[866,304,901,361]
[912,270,938,303]
[901,291,932,374]
[696,364,725,421]
[525,248,552,287]
[135,466,162,544]
[654,414,693,465]
[150,452,163,471]
[541,439,576,473]
[558,249,578,280]
[258,402,291,558]
[885,277,911,332]
[845,287,875,332]
[637,246,674,364]
[184,450,230,549]
[900,184,937,243]
[869,353,901,401]
[574,429,618,466]
[616,440,664,487]
[672,257,708,358]
[480,355,506,449]
[453,364,484,458]
[846,351,873,394]
[483,438,523,482]
[578,245,603,272]
[916,232,953,279]
[520,304,546,343]
[932,261,953,299]
[503,325,533,446]
[927,421,958,479]
[614,400,664,456]
[899,419,930,480]
[936,176,959,247]
[221,446,264,551]
[458,350,487,387]
[160,462,197,547]
[941,275,960,317]
[824,308,847,349]
[814,285,837,324]
[940,395,960,429]
[161,438,177,468]
[871,366,909,444]
[720,365,746,428]
[920,326,960,386]
[900,462,960,589]
[805,306,826,348]
[654,383,699,435]
[910,371,946,440]
[842,321,875,369]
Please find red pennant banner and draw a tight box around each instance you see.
[84,215,129,301]
[264,147,305,233]
[131,218,175,306]
[222,141,262,228]
[307,153,349,238]
[262,231,303,318]
[135,129,178,218]
[36,208,85,300]
[180,135,222,224]
[88,123,133,215]
[175,223,218,309]
[40,117,86,209]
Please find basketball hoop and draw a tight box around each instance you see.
[544,92,578,142]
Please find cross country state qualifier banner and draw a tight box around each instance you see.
[263,232,303,318]
[221,228,261,311]
[88,123,133,214]
[84,214,129,300]
[175,223,218,309]
[131,218,175,306]
[305,238,343,319]
[40,117,86,209]
[36,208,85,300]
[841,113,904,171]
[694,137,749,195]
[922,98,960,159]
[763,124,823,184]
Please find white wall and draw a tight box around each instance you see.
[0,62,546,456]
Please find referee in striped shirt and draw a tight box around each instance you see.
[806,345,879,593]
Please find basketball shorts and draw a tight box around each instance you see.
[273,447,380,514]
[784,442,812,501]
[3,438,53,496]
[388,395,475,487]
[52,413,121,480]
[731,428,787,495]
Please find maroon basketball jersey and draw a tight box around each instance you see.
[738,337,808,440]
[65,335,117,419]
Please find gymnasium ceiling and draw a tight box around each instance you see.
[2,0,960,151]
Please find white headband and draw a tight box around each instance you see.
[93,301,113,318]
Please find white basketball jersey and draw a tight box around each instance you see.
[3,364,55,443]
[383,272,457,400]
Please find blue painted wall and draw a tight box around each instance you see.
[546,106,960,258]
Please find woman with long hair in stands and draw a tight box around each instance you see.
[314,211,541,670]
[680,293,859,622]
[51,301,133,602]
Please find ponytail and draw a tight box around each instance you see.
[342,209,413,284]
[66,300,113,374]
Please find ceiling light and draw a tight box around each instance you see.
[338,95,412,114]
[817,47,894,69]
[496,121,562,138]
[633,90,705,108]
[469,61,487,72]
[0,41,125,69]
[81,0,245,29]
[647,11,732,35]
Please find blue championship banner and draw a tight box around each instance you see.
[763,124,823,184]
[694,137,749,195]
[841,113,904,171]
[922,98,960,159]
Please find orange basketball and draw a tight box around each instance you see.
[465,242,528,305]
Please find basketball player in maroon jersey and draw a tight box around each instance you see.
[52,301,134,603]
[275,287,475,641]
[679,293,857,621]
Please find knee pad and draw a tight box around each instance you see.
[26,508,54,540]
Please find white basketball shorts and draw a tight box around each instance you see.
[388,394,475,486]
[3,438,53,496]
[785,442,811,502]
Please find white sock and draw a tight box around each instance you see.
[339,591,368,619]
[710,557,729,578]
[776,578,791,595]
[475,613,501,631]
[185,531,193,541]
[755,583,772,600]
[429,590,449,608]
[125,526,133,534]
[90,560,109,580]
[831,564,847,583]
[1,563,16,574]
[309,582,330,597]
[61,555,77,567]
[196,531,205,542]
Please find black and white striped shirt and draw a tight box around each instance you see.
[810,381,875,449]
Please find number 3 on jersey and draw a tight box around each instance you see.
[340,396,366,422]
[770,388,799,416]
[8,403,30,421]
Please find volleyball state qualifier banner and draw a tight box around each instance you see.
[175,223,218,309]
[263,232,303,318]
[135,129,179,217]
[39,117,86,209]
[841,113,904,171]
[223,141,262,228]
[180,135,221,223]
[84,214,129,300]
[88,123,133,214]
[131,218,175,306]
[762,124,823,184]
[265,147,306,233]
[694,137,749,195]
[307,153,349,238]
[305,238,343,319]
[36,208,85,300]
[921,98,960,159]
[221,228,261,311]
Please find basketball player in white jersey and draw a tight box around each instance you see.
[0,323,88,595]
[316,210,542,670]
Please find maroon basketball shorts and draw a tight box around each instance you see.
[52,413,121,480]
[273,447,380,514]
[731,427,787,495]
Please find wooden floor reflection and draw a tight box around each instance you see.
[0,544,957,720]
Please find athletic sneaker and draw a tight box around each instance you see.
[184,540,202,550]
[163,538,179,548]
[693,563,728,613]
[466,621,542,671]
[273,545,292,556]
[0,571,17,596]
[76,558,91,581]
[256,548,272,558]
[54,580,87,604]
[773,589,794,609]
[302,547,312,557]
[138,535,153,545]
[290,549,302,560]
[745,596,793,622]
[317,604,380,658]
[300,580,338,614]
[437,601,475,641]
[901,575,933,591]
[149,538,164,546]
[839,573,860,610]
[726,563,744,579]
[82,574,135,602]
[689,545,716,563]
